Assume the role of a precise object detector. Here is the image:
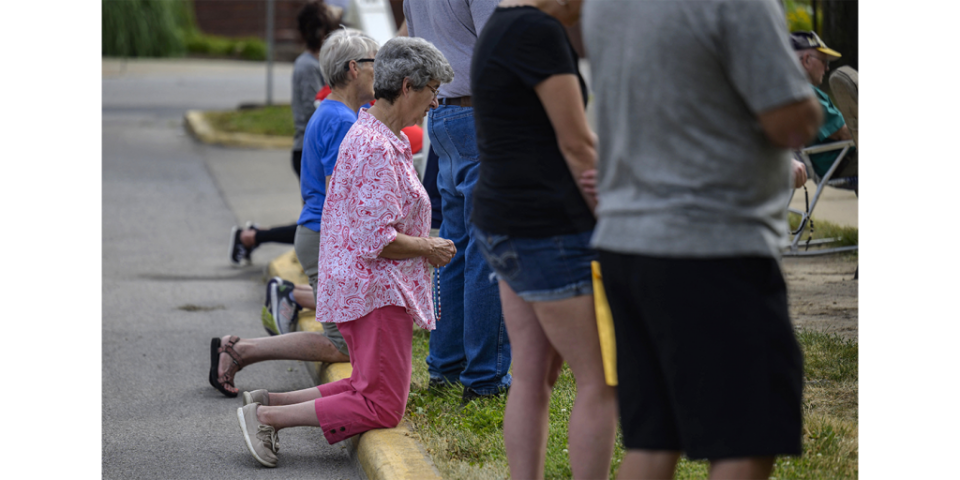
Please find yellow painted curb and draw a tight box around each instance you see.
[184,110,293,149]
[267,250,444,480]
[266,249,309,285]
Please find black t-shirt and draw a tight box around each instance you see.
[470,6,594,237]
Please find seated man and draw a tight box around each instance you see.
[790,31,857,181]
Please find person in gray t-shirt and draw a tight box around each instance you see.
[583,0,822,477]
[292,1,339,173]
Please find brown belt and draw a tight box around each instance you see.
[440,96,472,107]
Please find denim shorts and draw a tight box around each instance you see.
[474,226,597,302]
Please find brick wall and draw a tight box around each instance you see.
[192,0,406,42]
[193,0,308,42]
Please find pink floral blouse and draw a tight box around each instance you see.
[314,109,435,330]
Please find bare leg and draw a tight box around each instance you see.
[257,400,321,431]
[217,332,349,390]
[500,281,617,479]
[501,281,561,480]
[531,294,618,480]
[617,450,681,480]
[293,284,316,309]
[266,386,324,406]
[709,457,775,480]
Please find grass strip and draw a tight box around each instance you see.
[789,212,858,247]
[204,105,295,137]
[405,328,857,479]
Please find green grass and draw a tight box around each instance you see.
[204,105,294,137]
[405,328,857,479]
[789,213,858,247]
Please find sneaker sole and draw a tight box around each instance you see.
[270,277,286,335]
[260,277,281,336]
[261,307,279,336]
[237,407,277,468]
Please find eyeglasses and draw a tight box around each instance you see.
[810,54,831,69]
[426,84,440,99]
[344,58,375,70]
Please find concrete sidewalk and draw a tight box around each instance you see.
[103,57,362,479]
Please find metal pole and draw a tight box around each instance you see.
[265,0,275,106]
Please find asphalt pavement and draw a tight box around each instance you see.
[99,56,858,479]
[101,58,362,479]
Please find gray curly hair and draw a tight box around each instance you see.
[373,37,454,103]
[319,27,379,89]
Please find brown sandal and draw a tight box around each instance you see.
[208,336,243,397]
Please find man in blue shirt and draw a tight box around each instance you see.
[791,31,857,181]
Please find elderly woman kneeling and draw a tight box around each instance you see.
[235,37,455,468]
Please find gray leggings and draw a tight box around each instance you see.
[294,225,348,357]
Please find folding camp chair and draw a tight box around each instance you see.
[785,66,859,257]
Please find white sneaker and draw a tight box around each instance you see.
[237,403,278,467]
[243,389,270,407]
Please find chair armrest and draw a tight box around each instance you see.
[799,140,856,155]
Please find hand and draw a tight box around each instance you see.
[578,168,598,203]
[791,159,808,189]
[423,237,456,267]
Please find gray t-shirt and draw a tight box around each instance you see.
[583,0,812,258]
[403,0,499,98]
[292,51,323,152]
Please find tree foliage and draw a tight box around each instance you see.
[102,0,196,57]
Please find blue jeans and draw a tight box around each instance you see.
[426,105,512,394]
[474,227,597,303]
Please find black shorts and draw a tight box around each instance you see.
[598,251,803,460]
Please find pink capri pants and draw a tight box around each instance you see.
[314,305,414,444]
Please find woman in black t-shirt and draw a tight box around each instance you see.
[470,1,616,478]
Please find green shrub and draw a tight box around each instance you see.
[102,0,193,57]
[236,37,268,61]
[183,31,267,61]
